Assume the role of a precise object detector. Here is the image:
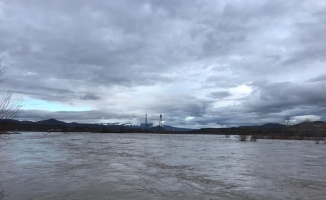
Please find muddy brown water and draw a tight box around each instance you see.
[0,132,325,199]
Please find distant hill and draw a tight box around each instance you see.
[238,123,285,129]
[150,125,192,132]
[37,118,68,126]
[259,123,285,129]
[0,118,192,133]
[291,121,326,129]
[2,119,325,137]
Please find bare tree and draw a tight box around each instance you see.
[0,90,21,122]
[1,46,23,200]
[238,134,248,141]
[0,63,22,134]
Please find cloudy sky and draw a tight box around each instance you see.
[0,0,325,128]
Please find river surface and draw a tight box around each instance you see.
[0,132,326,200]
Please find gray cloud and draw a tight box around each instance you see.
[207,91,231,99]
[80,93,100,100]
[18,109,137,124]
[245,81,326,113]
[0,0,325,127]
[307,74,326,82]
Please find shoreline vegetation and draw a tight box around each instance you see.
[0,118,325,141]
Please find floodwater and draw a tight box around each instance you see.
[0,133,326,200]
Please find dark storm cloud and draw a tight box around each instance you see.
[207,91,231,99]
[80,93,100,100]
[1,0,325,127]
[1,0,209,91]
[244,81,326,114]
[3,80,100,102]
[282,8,326,65]
[147,95,213,118]
[18,109,137,123]
[307,74,326,82]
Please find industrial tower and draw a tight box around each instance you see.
[141,111,153,128]
[159,114,163,127]
[145,111,148,126]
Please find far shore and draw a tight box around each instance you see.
[1,131,325,142]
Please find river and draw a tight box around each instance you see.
[0,132,325,199]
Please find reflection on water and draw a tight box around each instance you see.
[0,132,326,200]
